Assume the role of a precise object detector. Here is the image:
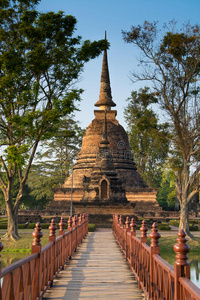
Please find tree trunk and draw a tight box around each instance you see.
[179,201,193,239]
[5,197,19,240]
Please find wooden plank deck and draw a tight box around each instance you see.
[43,229,145,300]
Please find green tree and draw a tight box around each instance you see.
[124,87,170,188]
[123,21,200,237]
[0,0,108,239]
[22,116,84,208]
[36,115,84,185]
[156,166,176,210]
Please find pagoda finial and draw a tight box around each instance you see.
[100,110,109,146]
[95,32,116,110]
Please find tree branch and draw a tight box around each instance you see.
[0,175,6,195]
[188,165,200,189]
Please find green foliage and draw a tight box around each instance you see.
[36,115,85,184]
[189,224,199,231]
[169,220,180,226]
[123,21,200,236]
[0,224,7,229]
[157,223,171,230]
[0,217,95,231]
[124,87,170,188]
[156,166,176,210]
[88,224,96,232]
[21,115,84,209]
[4,145,29,169]
[169,219,199,231]
[0,0,108,237]
[18,223,51,229]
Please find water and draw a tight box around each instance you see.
[189,259,200,288]
[1,252,30,269]
[1,253,200,288]
[158,253,200,289]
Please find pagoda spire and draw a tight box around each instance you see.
[95,31,116,110]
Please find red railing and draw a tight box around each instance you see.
[113,213,200,300]
[0,213,88,300]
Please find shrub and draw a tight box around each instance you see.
[0,224,7,229]
[88,224,96,232]
[189,225,199,231]
[169,220,179,227]
[157,223,171,231]
[189,220,198,225]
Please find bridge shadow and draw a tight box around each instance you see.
[43,232,95,299]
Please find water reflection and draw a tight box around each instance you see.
[190,260,200,288]
[158,253,200,289]
[1,252,30,269]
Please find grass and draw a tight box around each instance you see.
[1,229,50,253]
[0,224,96,253]
[147,236,200,265]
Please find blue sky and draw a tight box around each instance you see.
[38,0,200,129]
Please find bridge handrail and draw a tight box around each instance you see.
[152,253,175,300]
[0,213,89,300]
[179,277,200,299]
[113,213,200,300]
[1,253,38,277]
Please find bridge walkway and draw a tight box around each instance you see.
[43,229,145,300]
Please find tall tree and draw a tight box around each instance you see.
[124,87,170,188]
[22,115,84,209]
[36,115,84,185]
[122,21,200,237]
[0,0,108,239]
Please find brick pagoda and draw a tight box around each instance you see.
[52,39,161,219]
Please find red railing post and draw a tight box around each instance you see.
[86,213,89,235]
[140,220,148,243]
[115,214,119,238]
[49,219,57,287]
[83,213,88,237]
[59,217,65,236]
[139,220,148,289]
[130,218,136,237]
[68,216,72,231]
[149,222,161,299]
[31,222,43,299]
[68,217,73,259]
[59,217,66,269]
[76,215,78,226]
[0,236,4,298]
[130,218,136,269]
[82,214,85,236]
[119,215,123,226]
[72,216,77,251]
[125,216,130,260]
[113,214,118,241]
[79,214,82,242]
[174,230,190,300]
[119,215,123,249]
[72,216,76,228]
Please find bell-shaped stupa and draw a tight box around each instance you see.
[53,35,160,217]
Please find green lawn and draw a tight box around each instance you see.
[0,229,50,253]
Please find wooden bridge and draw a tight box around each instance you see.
[0,213,200,300]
